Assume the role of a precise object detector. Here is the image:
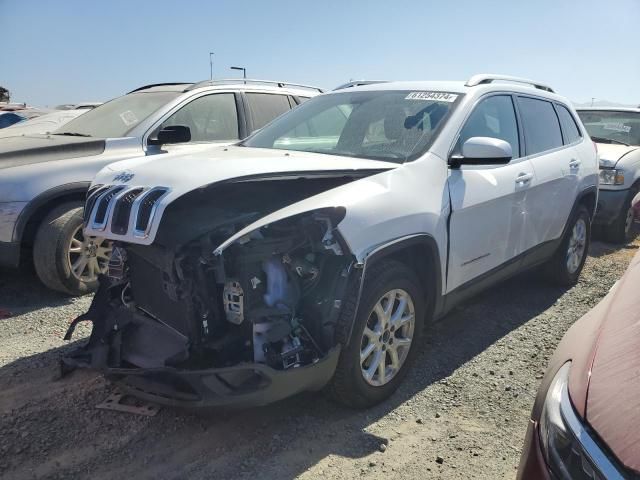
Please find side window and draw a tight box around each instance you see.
[159,93,238,142]
[517,97,563,155]
[556,104,582,144]
[246,93,292,130]
[458,95,520,159]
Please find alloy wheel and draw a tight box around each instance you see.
[67,225,112,283]
[566,218,587,274]
[360,289,415,387]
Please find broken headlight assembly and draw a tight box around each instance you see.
[539,363,624,480]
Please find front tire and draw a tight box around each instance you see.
[327,260,425,408]
[603,186,639,244]
[33,202,112,296]
[543,205,590,286]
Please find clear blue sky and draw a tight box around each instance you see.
[2,0,638,107]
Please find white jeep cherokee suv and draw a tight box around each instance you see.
[64,75,598,409]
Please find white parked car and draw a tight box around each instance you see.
[64,75,598,409]
[576,107,640,242]
[0,109,87,139]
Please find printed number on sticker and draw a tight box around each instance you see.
[405,91,458,102]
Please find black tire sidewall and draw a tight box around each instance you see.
[33,203,97,295]
[340,262,425,406]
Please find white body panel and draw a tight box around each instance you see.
[446,158,535,292]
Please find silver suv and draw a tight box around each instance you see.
[0,79,321,295]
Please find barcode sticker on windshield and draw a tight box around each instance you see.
[119,110,138,126]
[405,91,458,102]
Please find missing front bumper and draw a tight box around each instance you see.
[62,346,340,408]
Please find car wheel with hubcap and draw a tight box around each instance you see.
[328,260,425,408]
[33,202,112,296]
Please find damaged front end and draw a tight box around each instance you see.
[64,185,359,407]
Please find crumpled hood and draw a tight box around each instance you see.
[596,143,639,168]
[87,146,399,246]
[96,145,398,188]
[0,134,106,170]
[576,251,640,474]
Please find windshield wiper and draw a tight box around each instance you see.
[53,132,92,137]
[590,136,629,146]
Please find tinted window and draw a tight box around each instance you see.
[556,104,581,144]
[246,93,292,130]
[458,95,520,159]
[518,97,563,155]
[0,113,24,128]
[158,93,238,142]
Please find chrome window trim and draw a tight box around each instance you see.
[560,382,625,480]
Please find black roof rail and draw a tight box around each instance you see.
[127,82,194,94]
[185,79,324,93]
[333,80,389,91]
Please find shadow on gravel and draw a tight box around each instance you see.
[588,239,639,258]
[0,267,570,480]
[0,267,77,316]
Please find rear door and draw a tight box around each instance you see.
[516,96,577,249]
[244,92,295,134]
[447,94,535,292]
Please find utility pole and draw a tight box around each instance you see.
[209,52,215,80]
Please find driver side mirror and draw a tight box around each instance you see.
[149,125,191,146]
[449,137,512,168]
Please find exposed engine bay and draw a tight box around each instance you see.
[64,179,362,405]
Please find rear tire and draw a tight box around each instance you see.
[33,203,110,296]
[543,205,590,286]
[327,260,425,408]
[603,186,639,244]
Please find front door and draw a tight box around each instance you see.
[447,94,534,292]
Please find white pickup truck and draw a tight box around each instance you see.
[577,107,640,242]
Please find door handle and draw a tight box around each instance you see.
[515,173,533,184]
[569,159,581,169]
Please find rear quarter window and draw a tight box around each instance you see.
[556,104,582,144]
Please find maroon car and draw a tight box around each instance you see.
[518,249,640,479]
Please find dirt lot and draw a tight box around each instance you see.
[0,238,638,480]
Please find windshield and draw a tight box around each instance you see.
[242,90,460,163]
[577,110,640,146]
[53,91,180,138]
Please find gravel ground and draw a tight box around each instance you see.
[0,237,638,480]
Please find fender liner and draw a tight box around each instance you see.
[344,233,443,344]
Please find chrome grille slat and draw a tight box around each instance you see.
[111,188,144,235]
[85,184,169,240]
[134,188,168,238]
[91,186,125,230]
